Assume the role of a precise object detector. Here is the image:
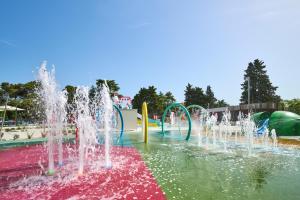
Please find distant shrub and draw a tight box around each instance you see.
[27,131,34,139]
[13,134,19,140]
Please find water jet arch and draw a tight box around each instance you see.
[186,104,207,113]
[161,103,192,141]
[186,104,208,120]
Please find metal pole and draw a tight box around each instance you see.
[15,104,18,126]
[0,96,9,137]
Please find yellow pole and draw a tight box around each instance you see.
[142,102,148,144]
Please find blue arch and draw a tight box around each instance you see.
[113,105,124,142]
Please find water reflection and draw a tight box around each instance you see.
[249,162,270,190]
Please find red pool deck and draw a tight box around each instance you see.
[0,144,166,200]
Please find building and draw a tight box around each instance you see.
[207,102,279,121]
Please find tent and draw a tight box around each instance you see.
[0,105,25,111]
[0,106,25,129]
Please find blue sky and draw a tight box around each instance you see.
[0,0,299,105]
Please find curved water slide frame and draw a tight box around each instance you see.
[161,103,192,141]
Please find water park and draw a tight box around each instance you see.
[1,1,300,199]
[0,63,300,200]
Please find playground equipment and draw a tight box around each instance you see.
[186,104,207,114]
[161,103,192,141]
[269,111,300,136]
[113,105,124,142]
[256,118,269,135]
[137,113,160,127]
[252,112,271,126]
[142,102,148,144]
[252,111,300,136]
[186,104,208,123]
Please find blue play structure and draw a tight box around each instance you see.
[95,105,124,143]
[256,118,269,135]
[113,105,124,142]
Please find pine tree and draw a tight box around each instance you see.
[184,83,193,107]
[184,83,206,107]
[240,59,281,104]
[132,86,175,117]
[205,85,217,108]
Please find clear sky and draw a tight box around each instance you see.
[0,0,299,105]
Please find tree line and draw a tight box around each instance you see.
[1,59,299,123]
[131,84,229,118]
[0,79,121,123]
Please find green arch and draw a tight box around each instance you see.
[161,103,192,141]
[186,104,208,114]
[186,104,208,125]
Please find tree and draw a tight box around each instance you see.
[89,85,96,100]
[157,92,167,116]
[65,85,77,105]
[64,85,77,115]
[205,85,217,108]
[132,86,159,117]
[132,86,176,117]
[184,83,207,107]
[96,79,120,95]
[215,99,229,108]
[184,83,229,108]
[157,91,176,115]
[282,99,300,115]
[0,81,41,123]
[0,86,6,105]
[165,91,176,105]
[240,59,281,104]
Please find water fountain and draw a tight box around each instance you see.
[37,61,67,174]
[188,107,208,147]
[190,108,280,156]
[2,63,299,199]
[243,114,256,155]
[74,86,97,174]
[170,111,175,126]
[99,81,113,168]
[0,67,166,199]
[36,62,115,176]
[210,113,218,148]
[221,109,231,152]
[271,129,278,148]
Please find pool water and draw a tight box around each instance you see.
[128,130,300,200]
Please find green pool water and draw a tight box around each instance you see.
[127,131,300,200]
